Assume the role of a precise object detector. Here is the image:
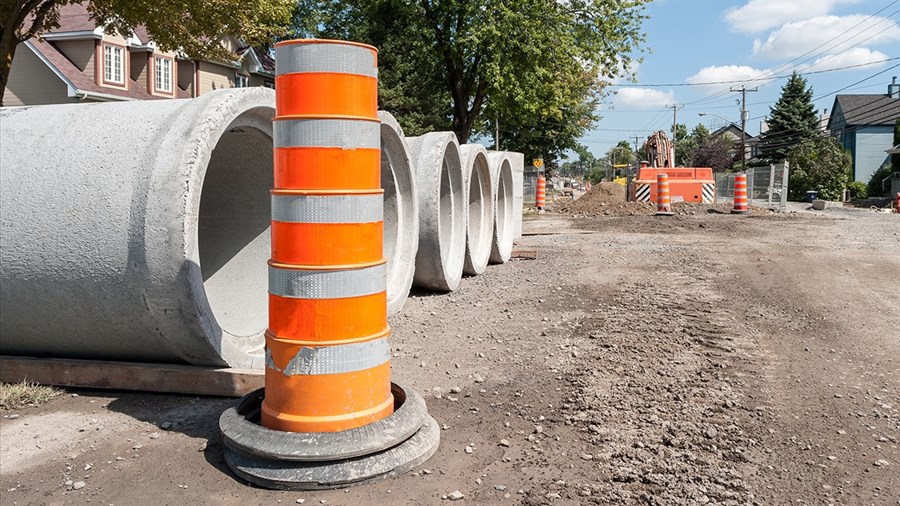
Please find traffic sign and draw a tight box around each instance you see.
[533,158,544,169]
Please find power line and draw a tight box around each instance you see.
[607,57,900,87]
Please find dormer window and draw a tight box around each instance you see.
[103,44,124,85]
[155,56,172,93]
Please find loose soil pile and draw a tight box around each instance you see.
[556,182,737,216]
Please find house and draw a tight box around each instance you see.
[3,4,274,106]
[709,123,759,160]
[827,77,900,184]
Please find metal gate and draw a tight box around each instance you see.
[715,162,789,212]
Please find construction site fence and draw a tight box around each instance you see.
[715,163,789,212]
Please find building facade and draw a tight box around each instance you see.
[827,77,900,184]
[3,4,274,106]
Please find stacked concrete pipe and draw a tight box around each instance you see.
[378,111,419,315]
[407,133,466,292]
[459,144,495,276]
[0,88,275,368]
[486,151,516,264]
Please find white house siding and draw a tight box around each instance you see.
[854,126,893,183]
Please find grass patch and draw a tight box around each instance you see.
[0,380,62,410]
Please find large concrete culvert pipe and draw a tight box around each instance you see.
[0,89,275,368]
[378,111,419,315]
[487,151,516,264]
[407,132,466,292]
[459,144,494,276]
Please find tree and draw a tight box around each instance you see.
[560,145,601,178]
[786,135,851,201]
[1,0,293,105]
[675,123,709,166]
[758,72,819,163]
[289,0,650,159]
[692,135,735,173]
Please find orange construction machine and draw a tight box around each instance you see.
[629,130,716,204]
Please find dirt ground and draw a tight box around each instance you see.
[2,204,899,505]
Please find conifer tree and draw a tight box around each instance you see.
[758,72,819,163]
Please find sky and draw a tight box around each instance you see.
[576,0,900,159]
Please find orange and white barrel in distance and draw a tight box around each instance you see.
[264,39,393,433]
[655,173,674,216]
[732,173,750,214]
[536,174,546,209]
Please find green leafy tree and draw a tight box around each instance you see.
[758,72,819,163]
[289,0,650,161]
[786,135,851,201]
[675,123,709,166]
[606,140,635,167]
[1,0,294,105]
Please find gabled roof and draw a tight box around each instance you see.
[711,123,755,142]
[236,46,275,76]
[27,38,191,101]
[829,94,900,128]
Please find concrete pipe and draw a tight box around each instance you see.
[459,144,494,276]
[378,111,419,315]
[0,88,275,368]
[507,152,525,239]
[407,132,466,292]
[487,151,516,264]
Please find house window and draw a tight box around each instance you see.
[103,45,124,84]
[155,57,172,93]
[235,74,249,88]
[264,80,275,89]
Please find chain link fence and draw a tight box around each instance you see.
[715,163,789,212]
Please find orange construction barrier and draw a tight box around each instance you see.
[264,39,393,433]
[655,173,674,216]
[732,173,750,214]
[536,174,546,209]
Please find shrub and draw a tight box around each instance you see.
[847,181,868,200]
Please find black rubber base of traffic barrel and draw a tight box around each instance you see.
[730,209,751,214]
[220,383,440,490]
[654,211,675,216]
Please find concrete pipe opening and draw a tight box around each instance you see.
[0,89,275,368]
[197,121,272,346]
[487,152,515,264]
[460,144,494,276]
[407,132,466,292]
[378,111,419,315]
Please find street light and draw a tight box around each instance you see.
[699,112,747,170]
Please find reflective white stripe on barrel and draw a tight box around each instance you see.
[265,337,390,375]
[274,119,380,149]
[269,264,386,299]
[275,43,378,78]
[272,194,383,224]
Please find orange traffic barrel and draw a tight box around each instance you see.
[732,173,750,214]
[536,174,546,209]
[655,173,674,216]
[263,39,393,433]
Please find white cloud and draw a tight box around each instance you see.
[685,65,774,94]
[753,15,900,60]
[805,47,890,72]
[724,0,859,34]
[611,88,674,109]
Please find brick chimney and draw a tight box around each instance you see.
[890,76,899,99]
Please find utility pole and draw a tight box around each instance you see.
[666,104,682,166]
[730,86,758,171]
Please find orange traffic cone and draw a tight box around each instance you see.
[731,173,750,214]
[536,174,546,210]
[655,173,674,216]
[221,38,439,491]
